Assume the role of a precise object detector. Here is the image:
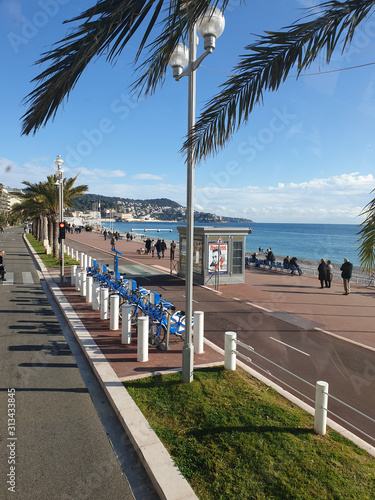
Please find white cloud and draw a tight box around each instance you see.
[131,173,164,181]
[2,157,373,223]
[195,172,374,223]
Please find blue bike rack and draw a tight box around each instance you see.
[111,248,123,280]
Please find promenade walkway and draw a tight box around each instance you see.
[31,230,375,499]
[65,230,375,353]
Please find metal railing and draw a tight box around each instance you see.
[224,331,375,442]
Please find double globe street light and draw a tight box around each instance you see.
[168,7,225,383]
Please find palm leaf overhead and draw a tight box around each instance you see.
[358,190,375,274]
[21,0,226,135]
[185,0,375,160]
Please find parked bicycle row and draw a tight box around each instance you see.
[86,260,193,347]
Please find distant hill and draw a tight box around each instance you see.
[71,194,253,224]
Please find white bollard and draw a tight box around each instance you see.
[137,316,149,362]
[80,270,87,297]
[80,251,84,268]
[83,253,88,272]
[224,331,237,371]
[86,276,93,303]
[100,287,109,320]
[75,249,79,261]
[92,282,100,311]
[110,294,119,330]
[71,265,77,286]
[314,381,329,435]
[193,311,204,354]
[121,304,133,344]
[87,255,92,268]
[75,270,81,291]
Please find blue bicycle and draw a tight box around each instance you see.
[148,301,193,347]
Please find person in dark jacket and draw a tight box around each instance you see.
[160,239,167,258]
[0,251,6,281]
[318,258,328,289]
[340,258,353,295]
[155,239,162,259]
[267,249,275,265]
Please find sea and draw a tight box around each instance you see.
[102,221,363,267]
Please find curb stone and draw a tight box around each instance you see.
[24,235,198,500]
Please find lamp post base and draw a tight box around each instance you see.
[182,343,194,383]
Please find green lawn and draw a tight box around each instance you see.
[26,233,79,267]
[124,366,375,500]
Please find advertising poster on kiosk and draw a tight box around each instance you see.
[208,239,228,274]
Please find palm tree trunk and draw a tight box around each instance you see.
[52,216,59,259]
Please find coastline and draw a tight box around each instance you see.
[110,228,370,285]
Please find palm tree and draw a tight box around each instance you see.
[12,175,88,258]
[20,0,375,270]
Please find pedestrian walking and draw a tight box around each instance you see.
[170,240,176,260]
[103,229,107,240]
[326,260,333,288]
[318,258,328,288]
[0,251,6,281]
[110,234,115,250]
[340,258,353,295]
[145,238,151,255]
[160,239,167,258]
[155,239,162,259]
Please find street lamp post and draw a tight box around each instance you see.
[168,7,225,383]
[55,154,64,282]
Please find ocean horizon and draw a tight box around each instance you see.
[101,221,362,267]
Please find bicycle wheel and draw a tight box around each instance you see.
[130,303,142,325]
[148,321,166,347]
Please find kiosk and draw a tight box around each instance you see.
[177,226,252,286]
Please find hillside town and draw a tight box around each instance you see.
[0,188,251,227]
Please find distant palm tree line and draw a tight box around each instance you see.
[11,175,88,259]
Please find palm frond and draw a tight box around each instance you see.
[21,0,163,135]
[21,0,229,135]
[357,189,375,274]
[185,0,375,161]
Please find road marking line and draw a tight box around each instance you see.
[2,272,14,285]
[270,336,310,356]
[22,272,34,284]
[246,302,272,312]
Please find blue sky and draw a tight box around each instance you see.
[1,0,375,223]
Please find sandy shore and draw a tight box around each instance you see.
[254,253,371,285]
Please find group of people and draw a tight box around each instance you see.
[318,258,353,295]
[144,238,167,258]
[144,238,176,259]
[283,255,301,275]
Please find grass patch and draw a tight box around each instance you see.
[26,233,79,268]
[124,366,375,500]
